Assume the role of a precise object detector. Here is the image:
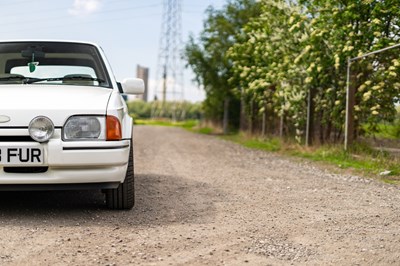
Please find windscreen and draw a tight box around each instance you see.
[0,42,111,88]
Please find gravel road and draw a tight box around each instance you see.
[0,125,399,265]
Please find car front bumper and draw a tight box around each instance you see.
[0,129,130,186]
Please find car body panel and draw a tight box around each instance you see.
[0,85,112,126]
[0,40,139,187]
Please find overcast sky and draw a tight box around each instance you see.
[0,0,226,102]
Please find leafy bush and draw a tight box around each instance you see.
[185,0,400,142]
[127,100,152,119]
[127,100,203,120]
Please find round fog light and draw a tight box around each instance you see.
[29,116,54,142]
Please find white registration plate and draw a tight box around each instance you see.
[0,146,44,166]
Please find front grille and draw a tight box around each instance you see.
[3,167,48,173]
[0,136,34,142]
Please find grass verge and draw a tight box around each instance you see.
[221,133,400,183]
[221,134,281,152]
[134,119,197,129]
[136,119,400,183]
[134,119,214,134]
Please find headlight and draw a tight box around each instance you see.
[63,116,105,141]
[29,116,54,142]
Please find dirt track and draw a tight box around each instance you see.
[0,125,399,265]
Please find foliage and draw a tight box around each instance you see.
[127,100,202,120]
[186,0,400,142]
[363,118,400,139]
[134,119,198,128]
[184,0,262,127]
[127,100,152,119]
[133,118,215,135]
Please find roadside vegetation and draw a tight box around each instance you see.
[222,133,400,181]
[184,0,400,145]
[134,119,197,129]
[131,115,400,183]
[127,100,202,121]
[363,107,400,139]
[129,0,400,183]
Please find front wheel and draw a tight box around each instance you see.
[105,142,134,210]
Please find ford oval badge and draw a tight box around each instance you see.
[0,115,10,123]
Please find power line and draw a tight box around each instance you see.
[0,13,162,35]
[0,0,45,6]
[0,0,161,19]
[0,5,70,19]
[0,3,162,28]
[182,11,206,14]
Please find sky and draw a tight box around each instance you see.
[0,0,226,102]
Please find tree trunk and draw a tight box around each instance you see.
[279,107,284,137]
[223,97,229,135]
[262,103,267,137]
[249,100,253,134]
[306,87,315,146]
[240,87,247,131]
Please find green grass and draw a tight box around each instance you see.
[291,145,399,175]
[134,119,214,134]
[221,134,281,152]
[222,133,400,182]
[134,119,198,129]
[363,120,400,139]
[197,127,213,134]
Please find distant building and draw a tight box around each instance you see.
[136,65,149,102]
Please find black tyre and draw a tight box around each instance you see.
[106,142,134,210]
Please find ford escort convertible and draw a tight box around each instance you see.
[0,40,144,209]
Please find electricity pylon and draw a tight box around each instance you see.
[153,0,184,119]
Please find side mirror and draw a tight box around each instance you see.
[121,78,145,95]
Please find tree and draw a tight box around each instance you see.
[228,0,400,142]
[187,0,400,143]
[184,0,261,133]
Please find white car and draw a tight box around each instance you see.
[0,40,144,209]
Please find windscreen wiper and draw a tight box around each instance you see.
[0,75,26,81]
[26,76,105,84]
[0,76,42,84]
